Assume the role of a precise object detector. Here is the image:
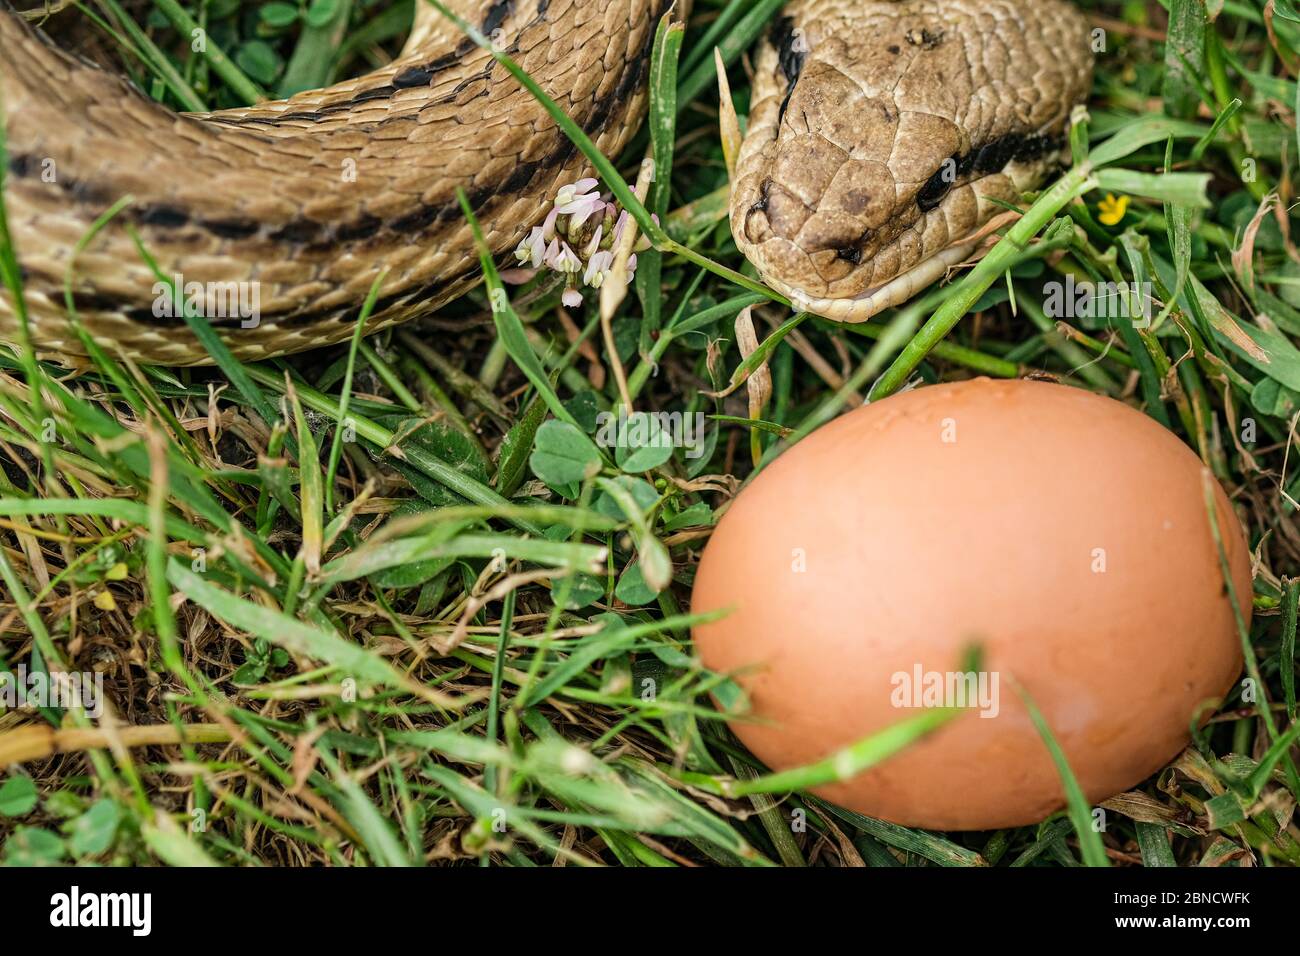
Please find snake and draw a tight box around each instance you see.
[0,0,1093,366]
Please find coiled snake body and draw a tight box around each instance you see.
[0,0,1092,366]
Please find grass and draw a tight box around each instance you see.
[0,0,1299,867]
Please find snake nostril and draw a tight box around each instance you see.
[742,178,773,243]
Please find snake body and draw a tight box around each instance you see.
[0,0,1092,366]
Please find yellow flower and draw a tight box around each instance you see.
[1098,193,1130,226]
[93,590,117,611]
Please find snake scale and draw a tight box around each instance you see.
[0,0,1093,366]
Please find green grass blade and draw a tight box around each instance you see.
[1012,680,1110,867]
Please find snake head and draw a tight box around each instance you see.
[730,0,1094,321]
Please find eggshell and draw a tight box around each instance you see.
[692,378,1251,830]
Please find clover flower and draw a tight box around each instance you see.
[554,178,604,230]
[547,241,583,274]
[512,180,643,308]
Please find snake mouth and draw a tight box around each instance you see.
[758,241,980,323]
[729,143,1067,316]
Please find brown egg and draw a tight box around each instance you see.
[692,378,1251,830]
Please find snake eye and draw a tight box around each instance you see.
[772,15,808,125]
[916,159,958,212]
